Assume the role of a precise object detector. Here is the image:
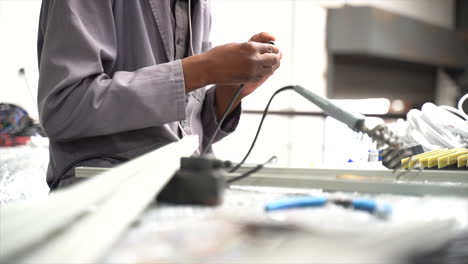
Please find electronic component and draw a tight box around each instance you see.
[401,148,468,169]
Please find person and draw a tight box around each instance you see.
[37,0,282,190]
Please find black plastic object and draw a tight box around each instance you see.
[157,156,229,205]
[382,144,424,169]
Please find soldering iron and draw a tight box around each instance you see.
[160,40,409,206]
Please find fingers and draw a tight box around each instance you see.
[204,40,281,85]
[272,52,282,71]
[253,52,281,81]
[249,32,276,43]
[251,42,279,54]
[272,60,281,71]
[258,53,280,67]
[247,42,282,81]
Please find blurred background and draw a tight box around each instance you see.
[1,0,467,170]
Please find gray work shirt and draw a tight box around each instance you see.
[171,0,191,60]
[37,0,241,188]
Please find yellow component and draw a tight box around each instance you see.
[401,149,468,169]
[438,149,468,169]
[458,154,468,168]
[427,149,458,168]
[401,151,429,168]
[401,149,444,169]
[438,150,467,168]
[438,155,451,168]
[420,149,447,168]
[448,149,468,164]
[405,149,446,169]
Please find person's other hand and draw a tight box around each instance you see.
[240,32,282,98]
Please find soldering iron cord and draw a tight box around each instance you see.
[229,86,295,173]
[202,84,245,155]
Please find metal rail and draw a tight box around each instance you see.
[76,166,468,197]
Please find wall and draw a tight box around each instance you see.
[210,0,455,168]
[0,0,41,119]
[333,0,454,29]
[0,0,455,167]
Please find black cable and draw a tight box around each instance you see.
[50,154,129,190]
[229,85,295,173]
[202,84,245,155]
[226,155,277,184]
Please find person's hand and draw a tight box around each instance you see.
[240,32,282,98]
[182,36,281,92]
[181,32,281,120]
[208,32,281,120]
[204,41,280,85]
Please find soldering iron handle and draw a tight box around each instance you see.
[293,85,366,132]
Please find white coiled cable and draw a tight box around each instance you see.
[400,94,468,151]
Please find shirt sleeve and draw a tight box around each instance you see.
[37,0,186,142]
[201,86,242,150]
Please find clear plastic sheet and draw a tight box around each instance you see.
[105,186,468,263]
[0,136,49,205]
[1,140,467,262]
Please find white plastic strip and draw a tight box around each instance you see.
[0,136,198,263]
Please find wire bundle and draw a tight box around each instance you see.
[393,98,468,152]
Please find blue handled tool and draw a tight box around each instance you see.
[264,196,392,219]
[350,199,392,219]
[265,196,328,211]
